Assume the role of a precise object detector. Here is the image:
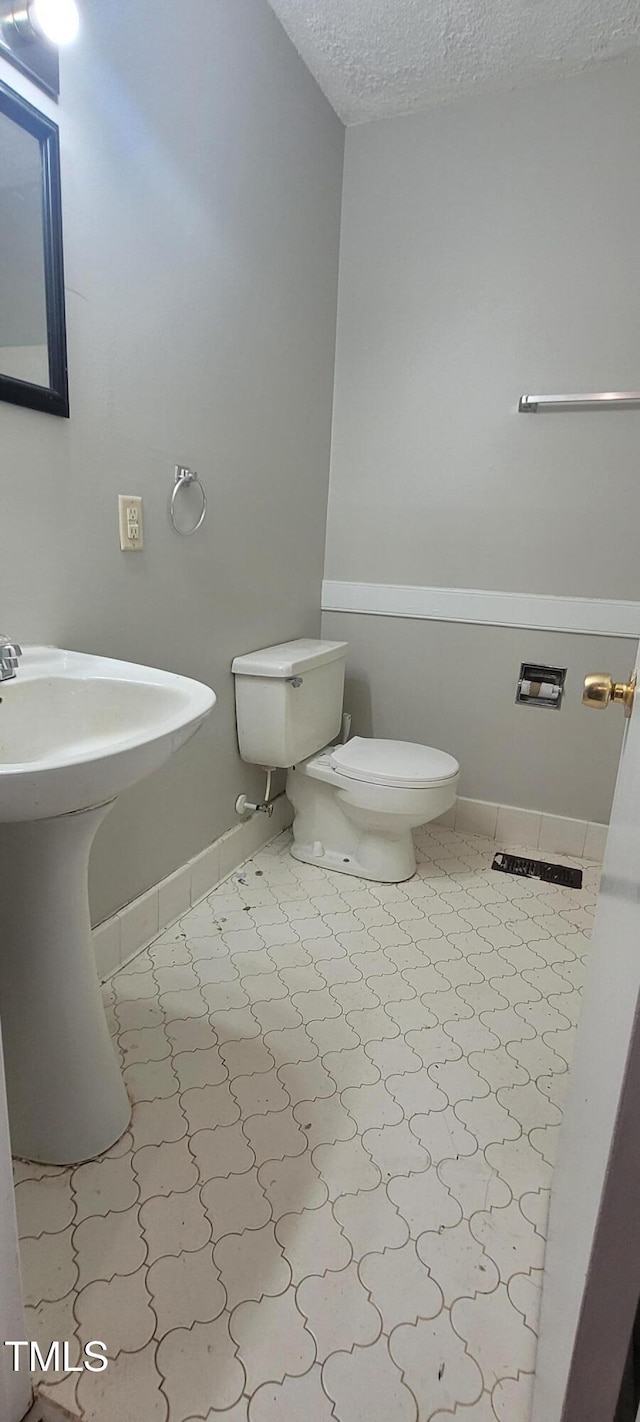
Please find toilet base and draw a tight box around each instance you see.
[290,832,416,883]
[287,755,457,886]
[287,764,421,883]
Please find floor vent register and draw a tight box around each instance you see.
[492,851,583,890]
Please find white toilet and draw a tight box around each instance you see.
[232,638,459,883]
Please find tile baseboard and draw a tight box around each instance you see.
[92,795,293,981]
[437,795,607,863]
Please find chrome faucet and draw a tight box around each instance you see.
[0,635,22,681]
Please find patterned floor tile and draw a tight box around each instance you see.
[77,1339,166,1421]
[248,1364,335,1422]
[452,1283,538,1389]
[388,1167,463,1235]
[470,1198,545,1280]
[140,1186,212,1264]
[15,825,596,1421]
[189,1122,255,1181]
[358,1239,443,1330]
[334,1180,410,1256]
[437,1149,512,1217]
[389,1312,484,1416]
[312,1135,381,1197]
[20,1227,78,1306]
[416,1218,499,1305]
[72,1153,139,1223]
[75,1270,156,1356]
[25,1291,80,1387]
[322,1335,418,1422]
[492,1371,535,1421]
[73,1206,147,1288]
[276,1200,352,1281]
[15,1174,75,1238]
[146,1244,226,1338]
[130,1095,189,1148]
[409,1105,477,1165]
[258,1153,328,1217]
[213,1222,291,1307]
[362,1120,430,1178]
[201,1168,272,1237]
[297,1262,381,1360]
[157,1317,245,1416]
[132,1138,198,1201]
[229,1290,316,1391]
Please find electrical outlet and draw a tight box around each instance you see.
[118,495,144,551]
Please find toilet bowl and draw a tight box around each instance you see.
[287,737,459,882]
[232,638,460,884]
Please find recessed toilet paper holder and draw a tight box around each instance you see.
[516,663,566,709]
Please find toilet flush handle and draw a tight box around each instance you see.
[287,677,303,689]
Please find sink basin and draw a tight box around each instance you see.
[0,647,215,1165]
[0,646,215,821]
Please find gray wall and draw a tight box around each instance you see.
[322,612,632,825]
[323,61,640,822]
[0,0,344,923]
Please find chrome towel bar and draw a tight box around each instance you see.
[519,392,640,413]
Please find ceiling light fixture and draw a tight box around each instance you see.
[2,0,79,46]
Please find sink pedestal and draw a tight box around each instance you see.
[0,805,131,1164]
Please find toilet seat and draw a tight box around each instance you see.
[330,737,459,789]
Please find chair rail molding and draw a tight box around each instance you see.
[321,581,640,639]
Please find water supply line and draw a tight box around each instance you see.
[235,712,352,818]
[235,768,280,818]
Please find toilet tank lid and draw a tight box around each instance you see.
[232,639,348,679]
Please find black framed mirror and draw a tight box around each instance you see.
[0,78,69,417]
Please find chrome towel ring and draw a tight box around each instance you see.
[170,465,207,535]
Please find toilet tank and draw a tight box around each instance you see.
[232,639,348,768]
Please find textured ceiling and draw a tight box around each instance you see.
[266,0,640,124]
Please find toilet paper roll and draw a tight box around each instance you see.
[520,680,560,700]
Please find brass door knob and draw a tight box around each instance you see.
[583,672,636,717]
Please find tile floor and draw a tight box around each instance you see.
[14,823,598,1422]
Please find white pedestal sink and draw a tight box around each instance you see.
[0,647,215,1165]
